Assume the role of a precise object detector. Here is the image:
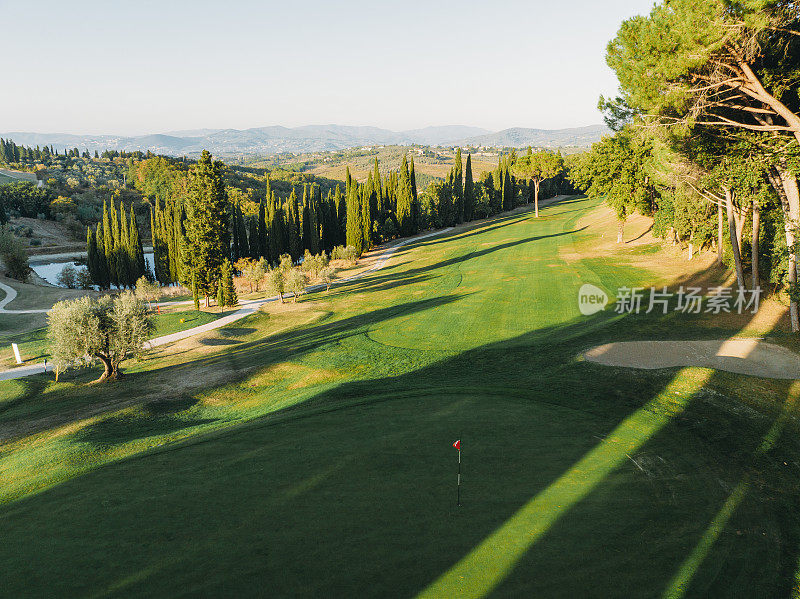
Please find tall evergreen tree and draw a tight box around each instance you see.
[257,200,268,260]
[464,154,475,222]
[396,155,415,236]
[129,205,146,281]
[453,148,464,223]
[286,188,302,259]
[86,227,99,287]
[346,181,363,252]
[94,223,110,289]
[184,150,229,305]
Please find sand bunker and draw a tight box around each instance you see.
[584,339,800,380]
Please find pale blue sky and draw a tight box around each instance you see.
[1,0,655,135]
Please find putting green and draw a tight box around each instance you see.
[1,197,799,598]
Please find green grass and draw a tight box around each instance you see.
[1,197,800,598]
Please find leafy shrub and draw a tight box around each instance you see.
[0,227,30,281]
[56,264,78,289]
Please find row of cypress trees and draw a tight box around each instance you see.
[86,200,147,289]
[229,177,348,268]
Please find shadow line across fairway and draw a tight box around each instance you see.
[2,195,800,597]
[416,306,800,599]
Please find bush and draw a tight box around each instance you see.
[76,268,93,290]
[57,264,78,289]
[0,227,30,281]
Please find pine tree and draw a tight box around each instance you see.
[464,154,475,222]
[184,150,229,306]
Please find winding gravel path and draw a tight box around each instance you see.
[0,227,452,382]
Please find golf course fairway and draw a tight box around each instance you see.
[1,196,799,598]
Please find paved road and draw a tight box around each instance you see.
[0,227,453,381]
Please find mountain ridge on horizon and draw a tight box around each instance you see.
[0,124,609,156]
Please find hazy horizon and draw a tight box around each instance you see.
[3,0,654,135]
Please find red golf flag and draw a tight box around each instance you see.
[452,440,461,450]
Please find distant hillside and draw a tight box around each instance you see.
[458,125,610,148]
[1,124,607,156]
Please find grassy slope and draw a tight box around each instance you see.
[1,197,799,597]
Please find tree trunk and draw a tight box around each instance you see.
[751,199,760,290]
[725,188,745,289]
[688,241,694,261]
[94,354,121,383]
[717,202,724,263]
[533,181,540,218]
[617,218,624,244]
[767,166,800,332]
[204,295,209,308]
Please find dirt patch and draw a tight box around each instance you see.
[584,339,800,379]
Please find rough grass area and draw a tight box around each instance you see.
[1,197,800,598]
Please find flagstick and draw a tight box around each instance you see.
[457,445,461,507]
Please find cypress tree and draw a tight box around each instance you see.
[453,148,464,223]
[396,156,416,235]
[286,189,302,260]
[373,158,382,211]
[362,174,374,251]
[248,217,259,258]
[110,201,121,288]
[335,185,346,245]
[301,185,312,252]
[129,205,146,282]
[258,200,268,259]
[86,227,99,286]
[410,156,419,233]
[232,205,240,262]
[464,154,475,222]
[119,203,132,287]
[309,184,321,254]
[219,258,237,307]
[345,181,363,252]
[94,224,110,289]
[184,150,229,306]
[102,200,116,287]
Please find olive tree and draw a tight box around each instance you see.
[47,291,153,382]
[286,269,307,302]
